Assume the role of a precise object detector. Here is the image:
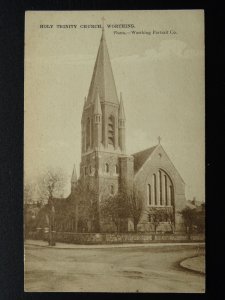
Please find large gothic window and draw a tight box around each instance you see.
[148,170,174,207]
[108,115,115,146]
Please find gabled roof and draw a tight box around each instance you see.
[86,29,119,105]
[132,146,157,174]
[133,144,185,184]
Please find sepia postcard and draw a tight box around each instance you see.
[24,10,205,293]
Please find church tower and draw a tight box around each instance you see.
[74,27,186,233]
[81,28,125,154]
[80,29,132,208]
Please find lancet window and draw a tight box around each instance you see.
[147,170,174,207]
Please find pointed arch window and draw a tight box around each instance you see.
[110,185,114,195]
[95,115,101,123]
[108,115,115,146]
[147,184,151,205]
[165,175,168,206]
[153,174,157,205]
[159,170,163,205]
[84,166,87,176]
[105,163,109,173]
[115,164,119,174]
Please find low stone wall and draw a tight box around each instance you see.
[26,231,205,245]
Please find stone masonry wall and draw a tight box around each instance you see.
[26,231,205,245]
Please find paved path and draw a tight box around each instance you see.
[25,239,205,249]
[180,255,205,274]
[25,243,205,292]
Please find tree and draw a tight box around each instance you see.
[164,207,175,233]
[37,167,67,245]
[24,181,37,235]
[24,182,35,205]
[147,208,164,234]
[125,187,144,232]
[37,167,66,204]
[145,207,175,234]
[195,211,205,233]
[100,193,129,233]
[180,206,196,237]
[34,178,99,234]
[73,180,99,232]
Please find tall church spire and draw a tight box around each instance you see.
[86,29,119,105]
[71,164,77,184]
[71,164,77,192]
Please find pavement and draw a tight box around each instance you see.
[25,239,205,249]
[25,242,205,292]
[180,255,205,274]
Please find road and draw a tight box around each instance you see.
[24,244,205,293]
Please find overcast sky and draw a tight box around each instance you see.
[25,10,204,201]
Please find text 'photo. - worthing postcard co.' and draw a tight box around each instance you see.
[24,10,205,293]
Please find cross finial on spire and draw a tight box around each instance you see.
[158,136,161,144]
[101,16,106,30]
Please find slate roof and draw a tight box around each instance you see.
[132,145,157,174]
[86,29,119,105]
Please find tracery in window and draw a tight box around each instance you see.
[147,170,174,207]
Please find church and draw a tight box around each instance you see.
[70,28,186,233]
